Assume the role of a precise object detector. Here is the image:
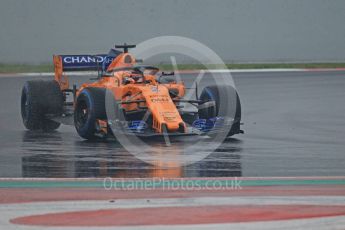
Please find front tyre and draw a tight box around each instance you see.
[198,85,241,137]
[74,88,107,140]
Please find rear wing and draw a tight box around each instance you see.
[54,54,115,71]
[53,51,121,90]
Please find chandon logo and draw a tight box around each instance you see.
[62,55,114,64]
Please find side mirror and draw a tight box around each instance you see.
[159,71,175,83]
[162,71,174,76]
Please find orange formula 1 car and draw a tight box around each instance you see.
[21,44,243,140]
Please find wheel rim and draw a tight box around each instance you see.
[199,88,217,118]
[75,100,89,129]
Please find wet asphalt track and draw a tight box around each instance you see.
[0,71,344,178]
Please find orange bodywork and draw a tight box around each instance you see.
[54,52,186,134]
[53,55,69,90]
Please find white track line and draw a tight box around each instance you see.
[2,68,345,78]
[0,69,305,78]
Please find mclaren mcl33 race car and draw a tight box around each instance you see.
[21,44,243,140]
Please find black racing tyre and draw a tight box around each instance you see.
[74,88,107,140]
[198,85,241,137]
[21,80,63,131]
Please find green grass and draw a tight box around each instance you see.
[0,63,53,73]
[1,62,345,73]
[0,178,344,188]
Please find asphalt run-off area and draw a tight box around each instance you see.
[0,70,344,229]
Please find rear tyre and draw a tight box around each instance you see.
[198,85,241,137]
[21,80,63,131]
[74,88,107,140]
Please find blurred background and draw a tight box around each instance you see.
[0,0,345,64]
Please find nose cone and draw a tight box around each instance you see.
[141,86,185,133]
